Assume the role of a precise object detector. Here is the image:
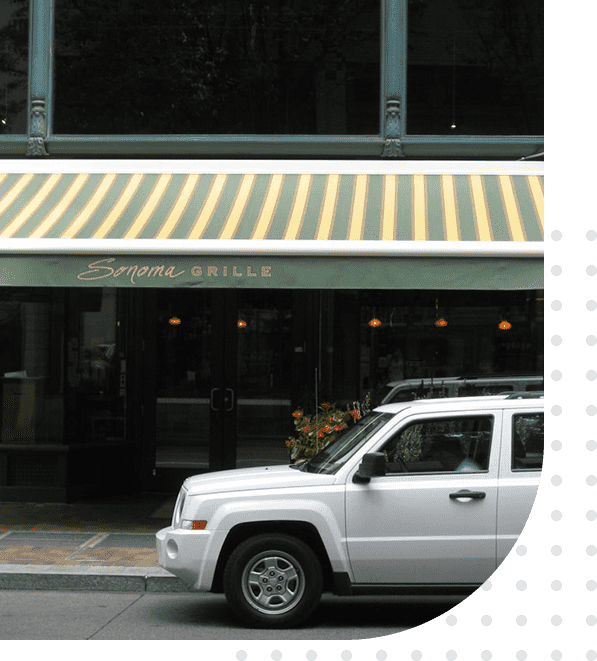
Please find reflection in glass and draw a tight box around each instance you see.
[0,0,29,135]
[0,289,64,444]
[407,0,543,135]
[54,0,380,135]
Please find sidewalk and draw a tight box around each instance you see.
[0,494,194,593]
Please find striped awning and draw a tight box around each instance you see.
[0,162,543,290]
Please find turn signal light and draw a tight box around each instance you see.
[181,520,208,530]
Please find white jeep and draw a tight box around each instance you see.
[156,393,543,628]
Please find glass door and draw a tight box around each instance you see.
[151,289,296,490]
[155,290,214,473]
[235,291,294,468]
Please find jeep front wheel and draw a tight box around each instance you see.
[223,533,323,628]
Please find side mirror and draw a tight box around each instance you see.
[353,452,386,484]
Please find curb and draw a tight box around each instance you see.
[0,565,196,593]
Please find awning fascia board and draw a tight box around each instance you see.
[0,238,544,258]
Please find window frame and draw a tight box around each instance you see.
[1,0,543,159]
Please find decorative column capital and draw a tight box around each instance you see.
[381,94,404,158]
[26,98,49,156]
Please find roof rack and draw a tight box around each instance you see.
[505,392,544,399]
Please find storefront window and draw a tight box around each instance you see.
[406,0,543,135]
[358,290,544,405]
[64,289,127,443]
[0,0,29,135]
[53,0,380,135]
[0,288,64,444]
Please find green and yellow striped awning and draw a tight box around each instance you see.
[0,164,543,290]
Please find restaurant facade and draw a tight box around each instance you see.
[0,0,543,502]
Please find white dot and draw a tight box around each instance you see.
[552,510,563,521]
[411,652,422,661]
[482,580,492,591]
[307,652,317,661]
[552,652,563,661]
[588,371,597,381]
[587,545,597,556]
[551,475,562,486]
[587,510,597,521]
[376,653,388,661]
[272,651,282,661]
[588,230,597,241]
[552,580,562,591]
[552,300,562,311]
[481,652,492,661]
[552,405,562,416]
[552,545,562,556]
[588,266,597,277]
[588,406,597,416]
[516,652,527,661]
[552,615,562,626]
[552,230,563,240]
[588,301,597,311]
[516,545,527,556]
[587,476,597,486]
[552,335,563,346]
[588,440,597,451]
[551,265,562,276]
[517,580,527,591]
[588,336,597,346]
[517,615,527,626]
[551,370,562,380]
[587,581,597,591]
[237,653,247,661]
[587,651,597,661]
[481,615,492,626]
[552,440,562,451]
[341,652,352,661]
[446,652,457,661]
[587,615,597,626]
[446,615,457,626]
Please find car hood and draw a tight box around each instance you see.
[182,464,336,496]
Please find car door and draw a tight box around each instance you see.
[345,411,500,585]
[496,408,543,565]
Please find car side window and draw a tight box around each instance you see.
[381,416,493,474]
[512,413,543,471]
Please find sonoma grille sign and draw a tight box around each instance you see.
[76,258,272,285]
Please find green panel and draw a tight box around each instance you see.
[453,175,478,241]
[0,254,543,291]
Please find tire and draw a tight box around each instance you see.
[223,533,324,628]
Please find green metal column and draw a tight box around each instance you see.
[27,0,52,156]
[382,0,407,157]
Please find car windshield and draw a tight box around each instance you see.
[300,412,393,474]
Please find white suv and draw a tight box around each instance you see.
[156,393,543,628]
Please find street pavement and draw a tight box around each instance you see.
[0,589,460,639]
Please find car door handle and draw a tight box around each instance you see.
[449,489,486,500]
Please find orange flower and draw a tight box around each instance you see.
[292,410,303,418]
[322,424,331,433]
[299,425,311,432]
[350,409,361,420]
[317,431,325,438]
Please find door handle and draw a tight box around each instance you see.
[224,388,235,412]
[449,489,486,500]
[210,388,222,411]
